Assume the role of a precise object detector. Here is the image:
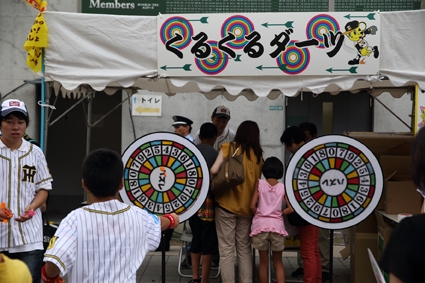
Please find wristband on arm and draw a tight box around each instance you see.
[42,265,59,283]
[163,214,176,229]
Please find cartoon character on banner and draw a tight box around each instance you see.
[343,20,379,65]
[418,106,425,128]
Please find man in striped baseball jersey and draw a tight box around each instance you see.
[0,99,53,283]
[42,148,179,283]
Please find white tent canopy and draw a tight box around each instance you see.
[43,9,425,99]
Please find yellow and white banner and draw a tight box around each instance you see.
[23,0,48,73]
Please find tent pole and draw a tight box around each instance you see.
[48,95,86,127]
[84,92,93,203]
[43,83,51,156]
[40,48,46,152]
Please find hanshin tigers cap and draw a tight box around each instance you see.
[212,105,230,119]
[1,99,28,116]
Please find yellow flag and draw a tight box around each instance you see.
[25,0,46,12]
[23,1,48,73]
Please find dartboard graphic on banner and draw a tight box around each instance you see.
[120,132,210,222]
[285,135,383,230]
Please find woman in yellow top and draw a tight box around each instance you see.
[211,120,264,283]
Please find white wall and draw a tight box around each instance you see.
[121,91,286,163]
[373,92,413,132]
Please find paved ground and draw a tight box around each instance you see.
[137,245,350,283]
[49,213,350,283]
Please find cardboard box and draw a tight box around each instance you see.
[380,155,422,214]
[350,232,378,283]
[344,132,414,212]
[351,213,378,234]
[385,180,421,214]
[375,211,395,261]
[380,155,412,180]
[376,196,385,211]
[339,244,350,260]
[344,132,413,160]
[340,215,377,261]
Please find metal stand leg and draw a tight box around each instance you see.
[268,243,272,283]
[252,248,256,281]
[329,230,334,283]
[162,232,166,283]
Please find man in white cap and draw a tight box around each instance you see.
[0,99,53,283]
[172,115,194,142]
[195,105,235,150]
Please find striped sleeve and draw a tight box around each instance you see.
[137,209,161,252]
[33,146,53,191]
[43,212,77,277]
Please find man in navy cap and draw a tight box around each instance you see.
[172,115,194,142]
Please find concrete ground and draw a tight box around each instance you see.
[137,245,350,283]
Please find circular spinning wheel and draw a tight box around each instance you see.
[285,135,383,230]
[120,132,210,222]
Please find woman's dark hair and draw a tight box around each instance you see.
[0,112,29,126]
[411,127,425,188]
[234,120,263,164]
[262,157,284,179]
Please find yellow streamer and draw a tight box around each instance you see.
[23,1,48,73]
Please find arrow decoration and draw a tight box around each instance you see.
[326,67,358,74]
[344,13,376,20]
[210,54,242,61]
[160,64,192,71]
[256,65,288,71]
[262,21,294,28]
[178,17,209,24]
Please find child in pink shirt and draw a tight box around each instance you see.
[250,157,288,283]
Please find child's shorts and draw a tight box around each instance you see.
[251,232,285,251]
[189,215,218,255]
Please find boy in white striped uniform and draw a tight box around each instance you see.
[0,99,52,283]
[42,148,179,283]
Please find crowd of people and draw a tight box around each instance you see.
[1,99,423,283]
[173,106,325,283]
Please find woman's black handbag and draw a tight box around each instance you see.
[287,211,310,227]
